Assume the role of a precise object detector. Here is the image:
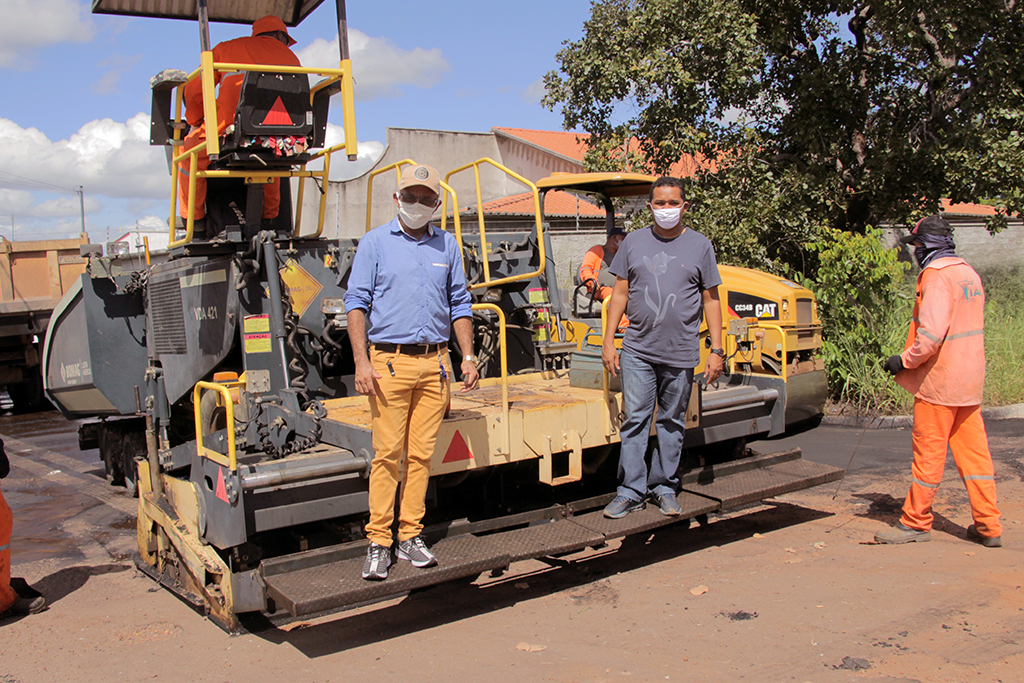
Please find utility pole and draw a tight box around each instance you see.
[77,186,86,237]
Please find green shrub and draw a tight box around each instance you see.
[791,226,911,410]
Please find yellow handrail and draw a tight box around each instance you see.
[364,159,460,238]
[293,142,349,238]
[365,159,416,232]
[443,158,546,291]
[754,323,790,381]
[193,381,237,472]
[168,56,357,247]
[471,303,510,456]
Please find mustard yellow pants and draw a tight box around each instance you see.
[901,399,1001,538]
[1,486,17,612]
[365,347,451,547]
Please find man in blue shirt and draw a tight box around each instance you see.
[345,163,479,581]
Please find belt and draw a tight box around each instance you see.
[372,342,447,355]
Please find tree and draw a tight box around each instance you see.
[544,0,1024,238]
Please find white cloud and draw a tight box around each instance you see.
[296,29,449,100]
[91,54,142,95]
[0,114,385,235]
[0,188,34,215]
[0,0,94,68]
[306,124,384,181]
[0,115,168,201]
[521,77,547,104]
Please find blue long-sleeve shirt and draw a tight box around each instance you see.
[343,218,473,344]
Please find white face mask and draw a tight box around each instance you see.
[396,198,436,229]
[651,207,681,229]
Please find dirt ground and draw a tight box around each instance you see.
[1,414,1022,683]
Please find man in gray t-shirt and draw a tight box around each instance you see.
[601,177,725,518]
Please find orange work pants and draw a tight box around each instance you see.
[177,127,281,221]
[901,399,1001,538]
[1,486,16,613]
[365,347,451,547]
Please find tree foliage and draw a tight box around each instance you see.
[544,0,1024,237]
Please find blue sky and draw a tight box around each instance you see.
[0,0,591,241]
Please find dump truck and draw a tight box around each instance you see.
[42,0,840,631]
[0,234,88,412]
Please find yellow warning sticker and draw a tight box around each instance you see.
[274,259,324,317]
[528,287,549,304]
[244,333,272,354]
[243,314,270,334]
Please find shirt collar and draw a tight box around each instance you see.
[389,217,435,239]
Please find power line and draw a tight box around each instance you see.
[0,169,77,194]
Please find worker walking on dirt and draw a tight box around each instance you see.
[177,15,301,228]
[875,216,1002,547]
[601,177,725,518]
[345,164,480,581]
[1,438,46,619]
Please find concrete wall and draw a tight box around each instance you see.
[882,218,1024,273]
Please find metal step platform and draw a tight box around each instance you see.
[261,449,843,618]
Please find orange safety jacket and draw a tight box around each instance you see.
[580,245,615,301]
[897,257,986,406]
[184,35,301,132]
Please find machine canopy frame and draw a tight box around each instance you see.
[91,0,327,26]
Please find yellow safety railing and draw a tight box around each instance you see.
[752,323,789,381]
[442,158,546,290]
[471,303,510,456]
[193,381,237,472]
[168,54,357,248]
[364,159,460,237]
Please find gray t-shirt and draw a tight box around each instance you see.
[607,226,722,367]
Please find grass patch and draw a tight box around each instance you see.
[981,267,1024,407]
[826,266,1024,415]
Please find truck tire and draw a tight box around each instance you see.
[121,430,147,498]
[8,369,51,414]
[99,425,126,487]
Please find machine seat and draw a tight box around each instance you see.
[213,71,320,171]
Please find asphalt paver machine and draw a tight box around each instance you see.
[42,0,841,630]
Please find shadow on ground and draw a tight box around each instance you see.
[853,492,968,539]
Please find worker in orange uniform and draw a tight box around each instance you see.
[178,15,301,227]
[580,227,628,326]
[1,438,47,619]
[874,216,1002,548]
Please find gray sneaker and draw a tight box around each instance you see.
[874,521,931,544]
[603,495,645,519]
[966,524,1002,548]
[397,535,437,568]
[653,492,683,516]
[361,542,392,580]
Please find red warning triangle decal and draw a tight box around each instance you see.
[442,430,473,463]
[262,96,293,126]
[215,467,230,502]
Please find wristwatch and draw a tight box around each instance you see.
[710,348,726,359]
[462,354,480,366]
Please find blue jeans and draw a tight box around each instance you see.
[617,349,693,502]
